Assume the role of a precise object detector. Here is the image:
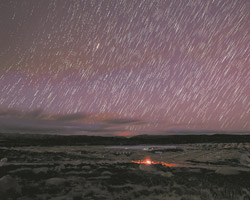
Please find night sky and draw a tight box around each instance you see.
[0,0,250,136]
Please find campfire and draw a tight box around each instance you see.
[131,158,180,167]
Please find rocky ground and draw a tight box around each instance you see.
[0,143,250,200]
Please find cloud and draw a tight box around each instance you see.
[162,129,250,135]
[1,108,248,136]
[0,108,132,135]
[52,112,88,121]
[0,108,87,122]
[0,108,22,117]
[0,108,44,119]
[104,118,143,125]
[0,116,114,135]
[25,109,44,119]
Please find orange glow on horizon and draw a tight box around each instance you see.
[115,131,134,137]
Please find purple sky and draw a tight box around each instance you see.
[0,0,250,136]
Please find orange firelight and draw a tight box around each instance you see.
[131,158,180,167]
[145,158,152,165]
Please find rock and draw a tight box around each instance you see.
[215,167,239,175]
[0,157,8,162]
[9,168,32,174]
[101,171,112,176]
[46,178,66,186]
[200,189,213,200]
[54,164,65,172]
[240,154,250,167]
[67,188,82,200]
[71,160,82,166]
[0,175,21,197]
[0,157,8,166]
[82,166,91,170]
[165,172,173,178]
[33,167,49,174]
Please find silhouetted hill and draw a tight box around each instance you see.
[1,132,250,147]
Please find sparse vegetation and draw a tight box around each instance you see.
[0,134,250,199]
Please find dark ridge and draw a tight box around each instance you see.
[1,132,250,147]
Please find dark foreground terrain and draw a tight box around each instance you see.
[0,134,250,200]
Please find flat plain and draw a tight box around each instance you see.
[1,142,250,200]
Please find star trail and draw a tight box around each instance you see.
[0,0,250,135]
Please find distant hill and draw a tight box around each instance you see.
[1,132,250,147]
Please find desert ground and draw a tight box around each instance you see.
[1,143,250,200]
